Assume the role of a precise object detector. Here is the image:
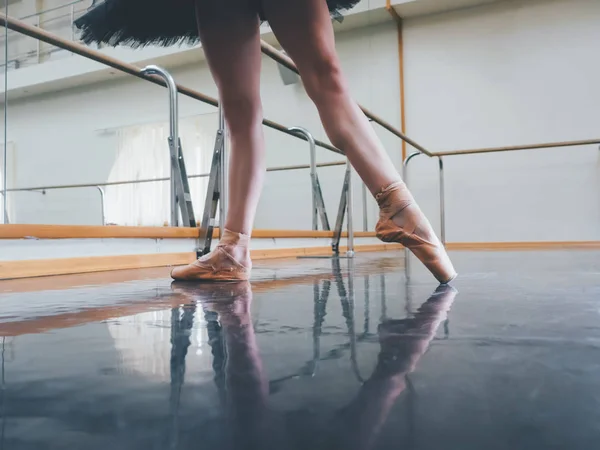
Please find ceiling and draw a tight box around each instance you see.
[391,0,507,17]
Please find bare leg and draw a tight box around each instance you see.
[262,0,400,196]
[171,0,263,281]
[262,0,457,284]
[195,0,265,257]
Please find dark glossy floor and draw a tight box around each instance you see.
[0,250,600,449]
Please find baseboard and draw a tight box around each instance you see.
[1,240,598,280]
[446,241,600,251]
[0,244,402,280]
[0,252,198,280]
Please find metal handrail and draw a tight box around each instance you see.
[4,161,346,193]
[0,13,342,155]
[4,161,346,227]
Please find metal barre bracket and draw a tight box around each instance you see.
[296,158,355,260]
[331,160,355,257]
[140,65,196,229]
[287,126,330,231]
[402,151,422,281]
[197,114,225,258]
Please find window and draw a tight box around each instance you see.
[104,114,215,226]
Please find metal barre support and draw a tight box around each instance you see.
[403,151,422,179]
[331,160,354,257]
[288,127,318,230]
[361,183,368,232]
[96,185,106,226]
[140,65,179,227]
[346,160,355,257]
[140,65,196,228]
[287,126,330,231]
[0,191,8,225]
[438,157,446,245]
[0,183,6,226]
[4,162,348,195]
[402,151,422,281]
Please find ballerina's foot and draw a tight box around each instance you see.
[375,181,457,284]
[170,229,251,282]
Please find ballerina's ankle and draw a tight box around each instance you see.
[218,228,251,248]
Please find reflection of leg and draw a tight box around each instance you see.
[172,282,270,448]
[333,286,458,450]
[205,284,271,449]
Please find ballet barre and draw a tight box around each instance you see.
[3,161,347,226]
[0,13,341,156]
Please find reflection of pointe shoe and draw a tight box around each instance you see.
[171,281,253,325]
[377,285,458,375]
[170,229,251,282]
[171,280,251,299]
[375,181,457,284]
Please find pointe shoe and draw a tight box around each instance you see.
[375,181,457,284]
[170,229,251,282]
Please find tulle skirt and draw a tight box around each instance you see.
[75,0,361,48]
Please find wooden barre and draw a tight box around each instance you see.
[0,224,377,240]
[433,138,600,157]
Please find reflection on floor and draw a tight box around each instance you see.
[0,250,599,449]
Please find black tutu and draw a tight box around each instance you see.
[75,0,361,48]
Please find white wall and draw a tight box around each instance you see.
[403,0,600,242]
[2,0,599,241]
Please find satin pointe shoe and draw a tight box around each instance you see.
[375,181,457,284]
[170,229,251,282]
